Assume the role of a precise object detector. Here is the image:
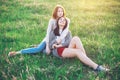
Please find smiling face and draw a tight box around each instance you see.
[54,17,67,36]
[52,5,65,19]
[58,17,67,29]
[57,8,64,18]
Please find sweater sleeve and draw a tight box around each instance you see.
[49,31,57,49]
[59,18,70,40]
[46,19,54,43]
[49,31,72,49]
[61,31,72,47]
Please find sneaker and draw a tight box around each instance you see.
[8,51,16,57]
[95,65,110,72]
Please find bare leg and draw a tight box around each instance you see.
[68,36,86,55]
[62,48,98,69]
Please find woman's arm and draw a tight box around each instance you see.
[54,31,72,48]
[46,19,54,43]
[45,19,55,54]
[61,31,72,47]
[49,31,57,49]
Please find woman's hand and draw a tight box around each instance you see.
[46,43,51,55]
[52,44,62,49]
[52,44,57,49]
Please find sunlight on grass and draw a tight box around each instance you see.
[1,0,120,80]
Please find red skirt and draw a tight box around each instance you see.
[57,47,66,57]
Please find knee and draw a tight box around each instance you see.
[73,36,80,41]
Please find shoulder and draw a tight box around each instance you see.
[49,18,56,22]
[64,31,71,37]
[66,17,70,23]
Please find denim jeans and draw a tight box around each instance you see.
[20,41,46,54]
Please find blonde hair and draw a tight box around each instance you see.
[52,5,66,19]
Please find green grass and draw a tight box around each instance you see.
[0,0,120,80]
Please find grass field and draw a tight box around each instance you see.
[0,0,120,80]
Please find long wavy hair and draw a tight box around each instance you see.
[52,5,66,19]
[54,17,68,36]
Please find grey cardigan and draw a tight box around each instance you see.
[49,31,72,58]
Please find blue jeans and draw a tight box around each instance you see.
[20,41,46,54]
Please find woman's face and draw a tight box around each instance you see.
[57,8,64,18]
[58,17,66,29]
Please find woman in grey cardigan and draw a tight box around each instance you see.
[49,17,110,72]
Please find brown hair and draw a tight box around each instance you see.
[54,17,68,36]
[52,5,66,19]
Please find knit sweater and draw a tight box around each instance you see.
[45,17,70,43]
[49,31,72,58]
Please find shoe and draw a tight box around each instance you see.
[95,65,110,72]
[8,51,16,57]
